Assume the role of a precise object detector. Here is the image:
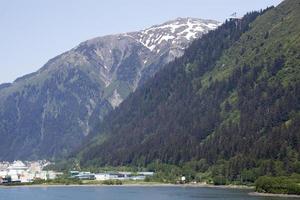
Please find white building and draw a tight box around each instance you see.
[138,172,154,176]
[7,161,28,182]
[8,161,28,174]
[95,173,111,181]
[93,171,154,181]
[0,170,7,178]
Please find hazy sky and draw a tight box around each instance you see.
[0,0,283,84]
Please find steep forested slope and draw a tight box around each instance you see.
[78,0,300,180]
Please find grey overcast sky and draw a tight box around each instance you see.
[0,0,283,84]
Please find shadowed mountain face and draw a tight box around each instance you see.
[0,18,219,160]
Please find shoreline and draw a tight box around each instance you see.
[249,192,300,198]
[0,182,254,189]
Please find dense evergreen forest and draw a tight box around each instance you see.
[73,0,300,184]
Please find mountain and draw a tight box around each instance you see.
[0,18,219,160]
[78,0,300,180]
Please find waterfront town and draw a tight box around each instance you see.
[0,160,154,184]
[0,160,62,184]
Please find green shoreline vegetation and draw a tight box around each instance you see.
[3,167,300,197]
[44,160,300,196]
[255,175,300,195]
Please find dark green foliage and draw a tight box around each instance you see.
[146,162,182,183]
[255,176,300,195]
[213,176,227,185]
[76,0,300,184]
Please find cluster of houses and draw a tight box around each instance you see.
[70,171,154,181]
[0,160,62,184]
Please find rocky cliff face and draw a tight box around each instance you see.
[0,18,219,160]
[70,17,220,107]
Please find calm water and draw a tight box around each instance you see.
[0,186,299,200]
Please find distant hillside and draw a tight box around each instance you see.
[0,18,219,160]
[78,0,300,181]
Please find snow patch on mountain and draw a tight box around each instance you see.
[134,17,220,52]
[108,89,123,108]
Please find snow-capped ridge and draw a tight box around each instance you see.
[132,17,220,52]
[75,17,220,54]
